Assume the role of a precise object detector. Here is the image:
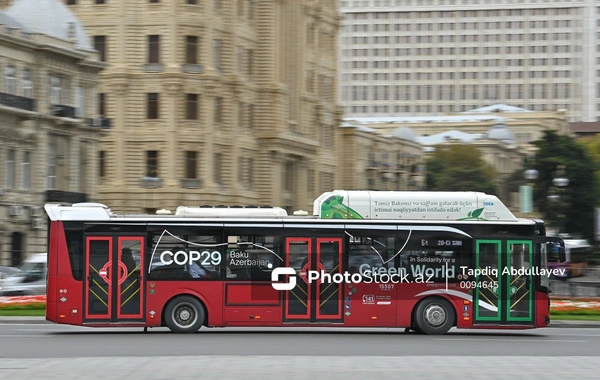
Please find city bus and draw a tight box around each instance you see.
[43,190,565,335]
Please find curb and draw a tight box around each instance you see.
[550,320,600,328]
[0,316,50,324]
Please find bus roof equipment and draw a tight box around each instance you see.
[314,190,518,221]
[44,190,518,222]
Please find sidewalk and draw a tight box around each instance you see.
[1,316,599,328]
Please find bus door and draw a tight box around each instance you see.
[84,235,145,322]
[472,239,534,325]
[283,237,343,322]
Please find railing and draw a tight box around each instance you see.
[85,117,111,129]
[50,104,76,118]
[550,280,600,297]
[0,92,35,111]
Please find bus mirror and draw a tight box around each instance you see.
[557,247,566,263]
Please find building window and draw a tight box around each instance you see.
[236,46,244,73]
[95,0,105,4]
[94,36,106,62]
[51,76,62,105]
[98,93,106,116]
[5,66,16,95]
[185,151,197,179]
[75,87,84,117]
[79,145,88,193]
[147,93,159,119]
[237,0,244,16]
[238,101,245,128]
[185,36,198,64]
[146,150,158,178]
[247,49,253,77]
[214,97,222,124]
[284,162,293,191]
[67,0,77,4]
[185,94,198,120]
[248,104,254,128]
[187,0,197,4]
[99,151,106,178]
[148,35,160,63]
[149,0,159,2]
[22,70,32,98]
[21,151,30,190]
[214,0,221,14]
[213,39,222,71]
[214,152,222,185]
[248,0,254,20]
[6,150,15,189]
[47,145,56,190]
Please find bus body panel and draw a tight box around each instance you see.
[145,282,224,327]
[535,291,551,328]
[53,221,85,326]
[45,221,59,323]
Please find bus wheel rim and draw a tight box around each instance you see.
[424,304,446,327]
[172,302,198,329]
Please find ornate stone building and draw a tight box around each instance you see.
[60,0,343,214]
[0,0,105,265]
[339,123,425,191]
[346,104,573,156]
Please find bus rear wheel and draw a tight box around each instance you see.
[165,296,206,333]
[414,297,455,335]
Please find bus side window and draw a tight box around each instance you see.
[225,235,281,281]
[65,229,83,281]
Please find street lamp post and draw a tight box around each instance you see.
[548,165,569,236]
[520,168,538,215]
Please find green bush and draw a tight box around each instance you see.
[0,303,46,311]
[551,308,600,316]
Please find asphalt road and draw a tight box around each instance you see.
[0,324,599,379]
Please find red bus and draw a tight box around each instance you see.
[43,190,565,335]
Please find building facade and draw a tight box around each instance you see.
[339,0,599,122]
[344,104,573,156]
[59,0,343,215]
[0,0,105,265]
[339,123,425,191]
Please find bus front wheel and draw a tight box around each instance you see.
[414,297,455,335]
[164,296,206,333]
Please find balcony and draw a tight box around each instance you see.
[85,117,112,129]
[0,92,35,112]
[144,63,164,72]
[50,104,76,118]
[181,64,202,74]
[141,177,162,188]
[181,178,203,188]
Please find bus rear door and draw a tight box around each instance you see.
[84,235,145,323]
[284,237,343,323]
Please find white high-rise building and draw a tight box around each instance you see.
[339,0,598,122]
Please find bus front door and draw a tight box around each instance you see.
[84,236,145,323]
[283,237,343,323]
[473,239,534,326]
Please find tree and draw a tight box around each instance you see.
[576,134,600,206]
[531,130,597,240]
[426,144,498,194]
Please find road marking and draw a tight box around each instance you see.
[434,338,586,343]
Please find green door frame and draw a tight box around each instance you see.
[506,240,534,323]
[474,239,534,325]
[474,240,502,322]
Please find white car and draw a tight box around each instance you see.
[0,253,47,296]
